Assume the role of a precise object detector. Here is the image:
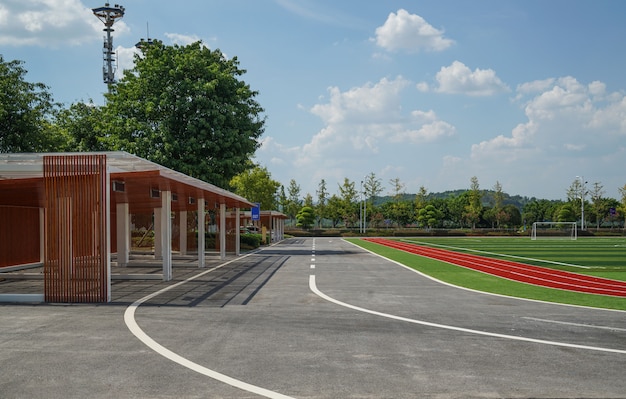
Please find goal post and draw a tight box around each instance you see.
[531,222,577,240]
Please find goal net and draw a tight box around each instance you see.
[531,222,577,240]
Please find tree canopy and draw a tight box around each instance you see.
[0,57,59,152]
[229,165,280,210]
[103,41,265,188]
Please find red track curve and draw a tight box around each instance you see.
[364,238,626,297]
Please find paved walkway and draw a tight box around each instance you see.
[0,252,242,304]
[2,238,626,398]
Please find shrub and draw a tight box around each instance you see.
[240,233,262,249]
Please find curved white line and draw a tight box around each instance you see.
[309,274,626,355]
[348,239,626,313]
[123,255,294,399]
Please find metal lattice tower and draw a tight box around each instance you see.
[92,3,125,93]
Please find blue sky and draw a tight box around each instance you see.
[2,1,625,200]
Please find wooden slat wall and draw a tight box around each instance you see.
[0,206,40,267]
[44,155,108,303]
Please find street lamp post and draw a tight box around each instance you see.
[576,175,586,231]
[359,180,364,234]
[363,189,367,235]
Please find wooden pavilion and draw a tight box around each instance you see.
[0,152,285,303]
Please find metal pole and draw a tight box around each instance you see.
[363,191,367,235]
[581,177,585,231]
[359,180,363,234]
[577,175,586,231]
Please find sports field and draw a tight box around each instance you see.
[349,236,626,311]
[405,236,626,275]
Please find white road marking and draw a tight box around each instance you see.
[124,254,294,399]
[351,239,626,313]
[523,317,626,332]
[311,264,315,269]
[309,274,626,354]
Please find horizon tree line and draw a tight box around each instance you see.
[256,171,626,231]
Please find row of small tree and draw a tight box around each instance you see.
[233,167,626,231]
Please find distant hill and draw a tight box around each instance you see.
[372,190,556,210]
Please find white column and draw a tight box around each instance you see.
[154,209,162,259]
[220,203,226,260]
[198,198,205,268]
[235,207,241,256]
[269,214,273,244]
[179,211,187,256]
[116,202,130,266]
[161,191,172,281]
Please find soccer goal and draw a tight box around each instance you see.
[531,222,577,240]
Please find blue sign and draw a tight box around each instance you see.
[251,203,261,220]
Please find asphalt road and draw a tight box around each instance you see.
[2,237,626,398]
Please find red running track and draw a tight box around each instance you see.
[364,238,626,297]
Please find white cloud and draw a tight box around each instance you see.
[373,9,454,53]
[256,76,457,194]
[164,32,202,46]
[426,61,510,96]
[416,82,429,92]
[516,78,556,95]
[0,0,129,47]
[588,80,606,99]
[588,96,626,134]
[391,120,456,144]
[115,45,139,74]
[310,76,411,125]
[464,76,626,198]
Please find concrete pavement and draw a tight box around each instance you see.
[2,237,626,398]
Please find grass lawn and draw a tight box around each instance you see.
[347,237,626,311]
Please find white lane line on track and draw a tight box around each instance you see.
[309,274,626,354]
[374,239,626,296]
[124,254,294,399]
[402,239,594,269]
[523,317,626,332]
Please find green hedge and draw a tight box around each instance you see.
[240,233,262,249]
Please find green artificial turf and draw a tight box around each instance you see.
[404,237,626,277]
[347,237,626,311]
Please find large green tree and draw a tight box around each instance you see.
[296,206,315,229]
[315,179,329,228]
[103,41,265,187]
[363,172,383,201]
[417,204,442,229]
[464,176,482,229]
[0,57,60,152]
[326,194,344,228]
[618,184,626,227]
[338,178,359,227]
[229,165,280,210]
[285,179,302,224]
[589,182,606,229]
[363,172,383,229]
[53,100,108,152]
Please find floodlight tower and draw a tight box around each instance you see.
[92,3,125,93]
